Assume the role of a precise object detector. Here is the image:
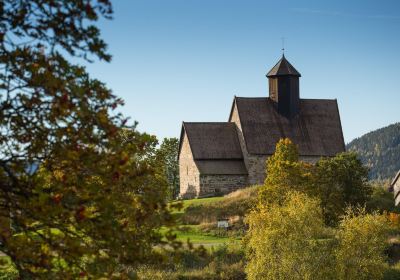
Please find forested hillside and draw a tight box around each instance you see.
[346,123,400,180]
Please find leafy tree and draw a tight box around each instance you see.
[1,1,175,278]
[314,152,371,225]
[246,191,336,280]
[335,208,391,280]
[258,138,313,206]
[246,195,392,280]
[157,138,179,200]
[258,139,371,225]
[246,139,391,280]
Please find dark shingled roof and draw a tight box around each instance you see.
[196,160,248,175]
[266,55,301,77]
[231,97,345,156]
[182,122,243,160]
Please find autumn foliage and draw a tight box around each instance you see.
[246,139,393,280]
[1,1,176,278]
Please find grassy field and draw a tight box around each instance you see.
[168,188,260,246]
[171,225,231,245]
[168,196,234,246]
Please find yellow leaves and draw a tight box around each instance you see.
[53,169,65,181]
[259,138,312,207]
[83,205,100,220]
[90,175,104,187]
[388,212,400,226]
[335,209,391,280]
[247,191,392,280]
[271,138,299,162]
[41,243,50,255]
[246,192,333,280]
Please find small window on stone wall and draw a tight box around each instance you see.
[186,166,188,175]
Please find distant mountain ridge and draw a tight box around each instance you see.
[346,123,400,180]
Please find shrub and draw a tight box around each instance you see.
[245,191,336,280]
[136,243,245,280]
[335,208,392,280]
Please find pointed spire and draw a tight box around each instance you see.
[266,55,301,77]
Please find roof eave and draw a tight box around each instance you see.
[266,74,302,78]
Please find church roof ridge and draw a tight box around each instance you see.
[234,96,266,99]
[183,121,233,124]
[234,96,337,102]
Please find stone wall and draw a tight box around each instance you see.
[179,133,200,199]
[230,102,267,185]
[246,154,269,185]
[244,154,321,185]
[199,174,248,197]
[229,102,253,184]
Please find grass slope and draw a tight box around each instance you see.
[168,196,230,246]
[169,186,259,246]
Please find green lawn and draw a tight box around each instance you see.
[167,196,233,246]
[168,225,232,245]
[161,224,232,245]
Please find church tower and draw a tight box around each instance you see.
[266,55,301,118]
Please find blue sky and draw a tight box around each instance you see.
[85,0,400,143]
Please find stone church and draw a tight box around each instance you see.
[178,55,346,199]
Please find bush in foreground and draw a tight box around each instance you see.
[246,191,392,280]
[246,191,336,279]
[245,139,393,280]
[137,243,245,280]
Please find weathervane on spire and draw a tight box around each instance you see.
[281,37,285,56]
